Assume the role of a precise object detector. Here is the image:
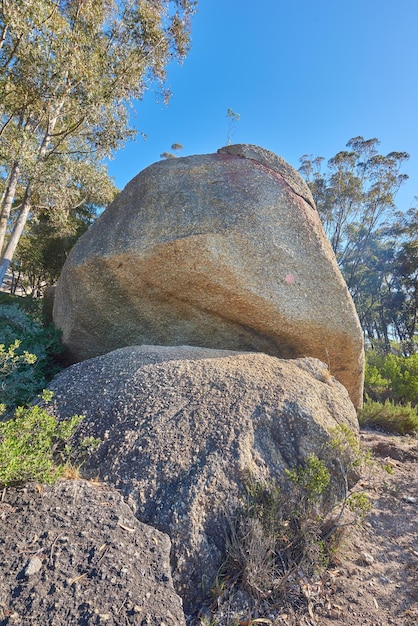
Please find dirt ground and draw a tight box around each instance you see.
[317,430,418,626]
[197,430,418,626]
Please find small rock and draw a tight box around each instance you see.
[402,495,417,504]
[24,556,43,577]
[380,575,392,584]
[359,551,374,566]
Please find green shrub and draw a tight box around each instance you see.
[0,391,93,488]
[365,350,418,406]
[359,398,418,435]
[0,300,62,410]
[285,453,330,503]
[222,427,370,604]
[0,292,44,318]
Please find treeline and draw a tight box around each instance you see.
[300,137,417,356]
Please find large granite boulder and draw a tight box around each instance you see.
[44,345,360,615]
[53,143,364,408]
[0,479,186,625]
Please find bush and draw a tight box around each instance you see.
[359,398,418,435]
[0,299,62,411]
[224,473,327,601]
[222,426,370,604]
[362,350,418,435]
[0,391,97,489]
[365,350,418,406]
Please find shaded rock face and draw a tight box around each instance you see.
[45,345,359,615]
[0,480,186,626]
[53,144,364,408]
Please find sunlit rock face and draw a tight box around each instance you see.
[53,144,364,407]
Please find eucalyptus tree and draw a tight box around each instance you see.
[299,137,412,351]
[299,137,409,280]
[388,208,418,353]
[12,200,101,296]
[0,0,197,284]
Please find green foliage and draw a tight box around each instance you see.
[299,137,409,266]
[0,0,196,281]
[327,422,370,469]
[12,202,100,293]
[359,398,418,435]
[285,453,330,502]
[363,348,418,434]
[345,491,371,517]
[0,292,44,318]
[0,300,62,410]
[365,350,418,406]
[0,391,89,488]
[299,139,417,352]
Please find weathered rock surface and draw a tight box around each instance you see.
[44,345,360,615]
[53,144,364,408]
[0,479,186,625]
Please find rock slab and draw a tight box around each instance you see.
[0,479,186,625]
[45,345,360,615]
[53,144,364,407]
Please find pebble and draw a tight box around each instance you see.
[380,575,393,584]
[359,551,374,566]
[402,495,417,504]
[24,556,43,576]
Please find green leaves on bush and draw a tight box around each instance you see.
[285,453,330,502]
[365,350,418,406]
[0,297,98,491]
[359,398,418,435]
[0,391,90,488]
[0,300,62,411]
[362,350,418,435]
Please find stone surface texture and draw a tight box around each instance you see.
[0,479,186,625]
[53,144,364,407]
[44,345,360,615]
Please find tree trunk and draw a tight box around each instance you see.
[0,104,64,287]
[0,162,21,253]
[0,187,31,287]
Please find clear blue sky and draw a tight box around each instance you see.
[107,0,418,212]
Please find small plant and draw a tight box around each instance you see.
[359,397,418,435]
[345,491,371,517]
[0,301,62,411]
[286,453,330,503]
[0,339,38,412]
[223,425,372,606]
[0,391,96,489]
[226,108,240,145]
[160,142,184,159]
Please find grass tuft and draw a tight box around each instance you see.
[359,398,418,435]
